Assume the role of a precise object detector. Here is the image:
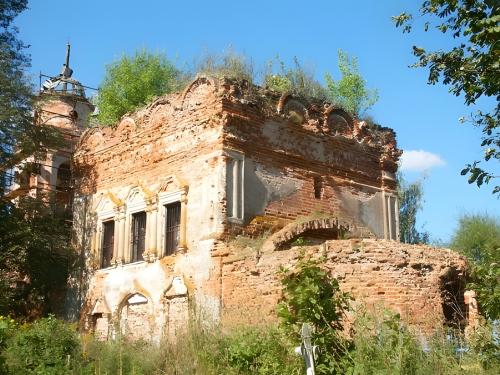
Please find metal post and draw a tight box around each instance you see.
[294,323,319,375]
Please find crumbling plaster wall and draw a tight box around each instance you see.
[73,76,407,340]
[73,78,232,333]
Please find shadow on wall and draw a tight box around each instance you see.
[243,158,292,224]
[337,185,387,239]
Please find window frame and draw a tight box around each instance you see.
[125,191,148,264]
[130,211,147,263]
[164,201,181,256]
[158,190,182,257]
[101,220,115,269]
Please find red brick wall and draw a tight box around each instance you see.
[219,239,467,332]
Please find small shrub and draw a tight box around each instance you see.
[223,327,301,375]
[0,316,17,375]
[195,49,254,83]
[264,56,327,99]
[84,337,162,375]
[2,316,81,375]
[278,251,351,374]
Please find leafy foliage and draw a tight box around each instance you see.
[450,214,500,320]
[324,50,379,115]
[0,0,61,175]
[278,251,351,374]
[2,316,81,375]
[0,316,16,375]
[0,196,73,318]
[80,322,301,375]
[397,173,430,244]
[221,328,301,375]
[393,1,500,194]
[0,0,73,320]
[95,50,183,125]
[264,56,327,99]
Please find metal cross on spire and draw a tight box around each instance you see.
[60,43,73,81]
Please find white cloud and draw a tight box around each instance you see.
[400,150,446,172]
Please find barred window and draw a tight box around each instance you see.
[131,212,146,262]
[101,221,114,268]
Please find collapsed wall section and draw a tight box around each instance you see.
[219,239,467,332]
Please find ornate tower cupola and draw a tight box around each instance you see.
[37,43,94,133]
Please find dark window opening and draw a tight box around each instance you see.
[440,268,466,328]
[57,163,71,192]
[56,162,72,212]
[313,176,323,199]
[131,212,146,262]
[101,221,114,268]
[165,202,181,256]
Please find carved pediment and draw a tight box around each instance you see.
[124,186,146,208]
[277,94,310,125]
[324,107,353,136]
[181,76,219,110]
[158,175,188,194]
[94,193,118,217]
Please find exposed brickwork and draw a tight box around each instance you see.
[219,240,467,332]
[62,76,468,342]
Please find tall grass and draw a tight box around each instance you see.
[1,313,498,374]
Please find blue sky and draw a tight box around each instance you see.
[16,0,498,242]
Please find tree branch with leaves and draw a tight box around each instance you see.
[393,0,500,195]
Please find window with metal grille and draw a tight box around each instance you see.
[131,211,146,262]
[101,221,114,268]
[165,202,181,256]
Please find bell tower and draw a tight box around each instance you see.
[10,44,94,212]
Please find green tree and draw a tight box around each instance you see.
[0,0,60,179]
[278,252,351,374]
[0,0,73,319]
[450,214,500,320]
[324,50,379,115]
[0,197,73,318]
[393,1,500,194]
[397,173,430,244]
[95,50,183,125]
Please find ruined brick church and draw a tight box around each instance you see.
[12,49,471,342]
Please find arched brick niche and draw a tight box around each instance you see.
[278,94,309,125]
[324,107,353,136]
